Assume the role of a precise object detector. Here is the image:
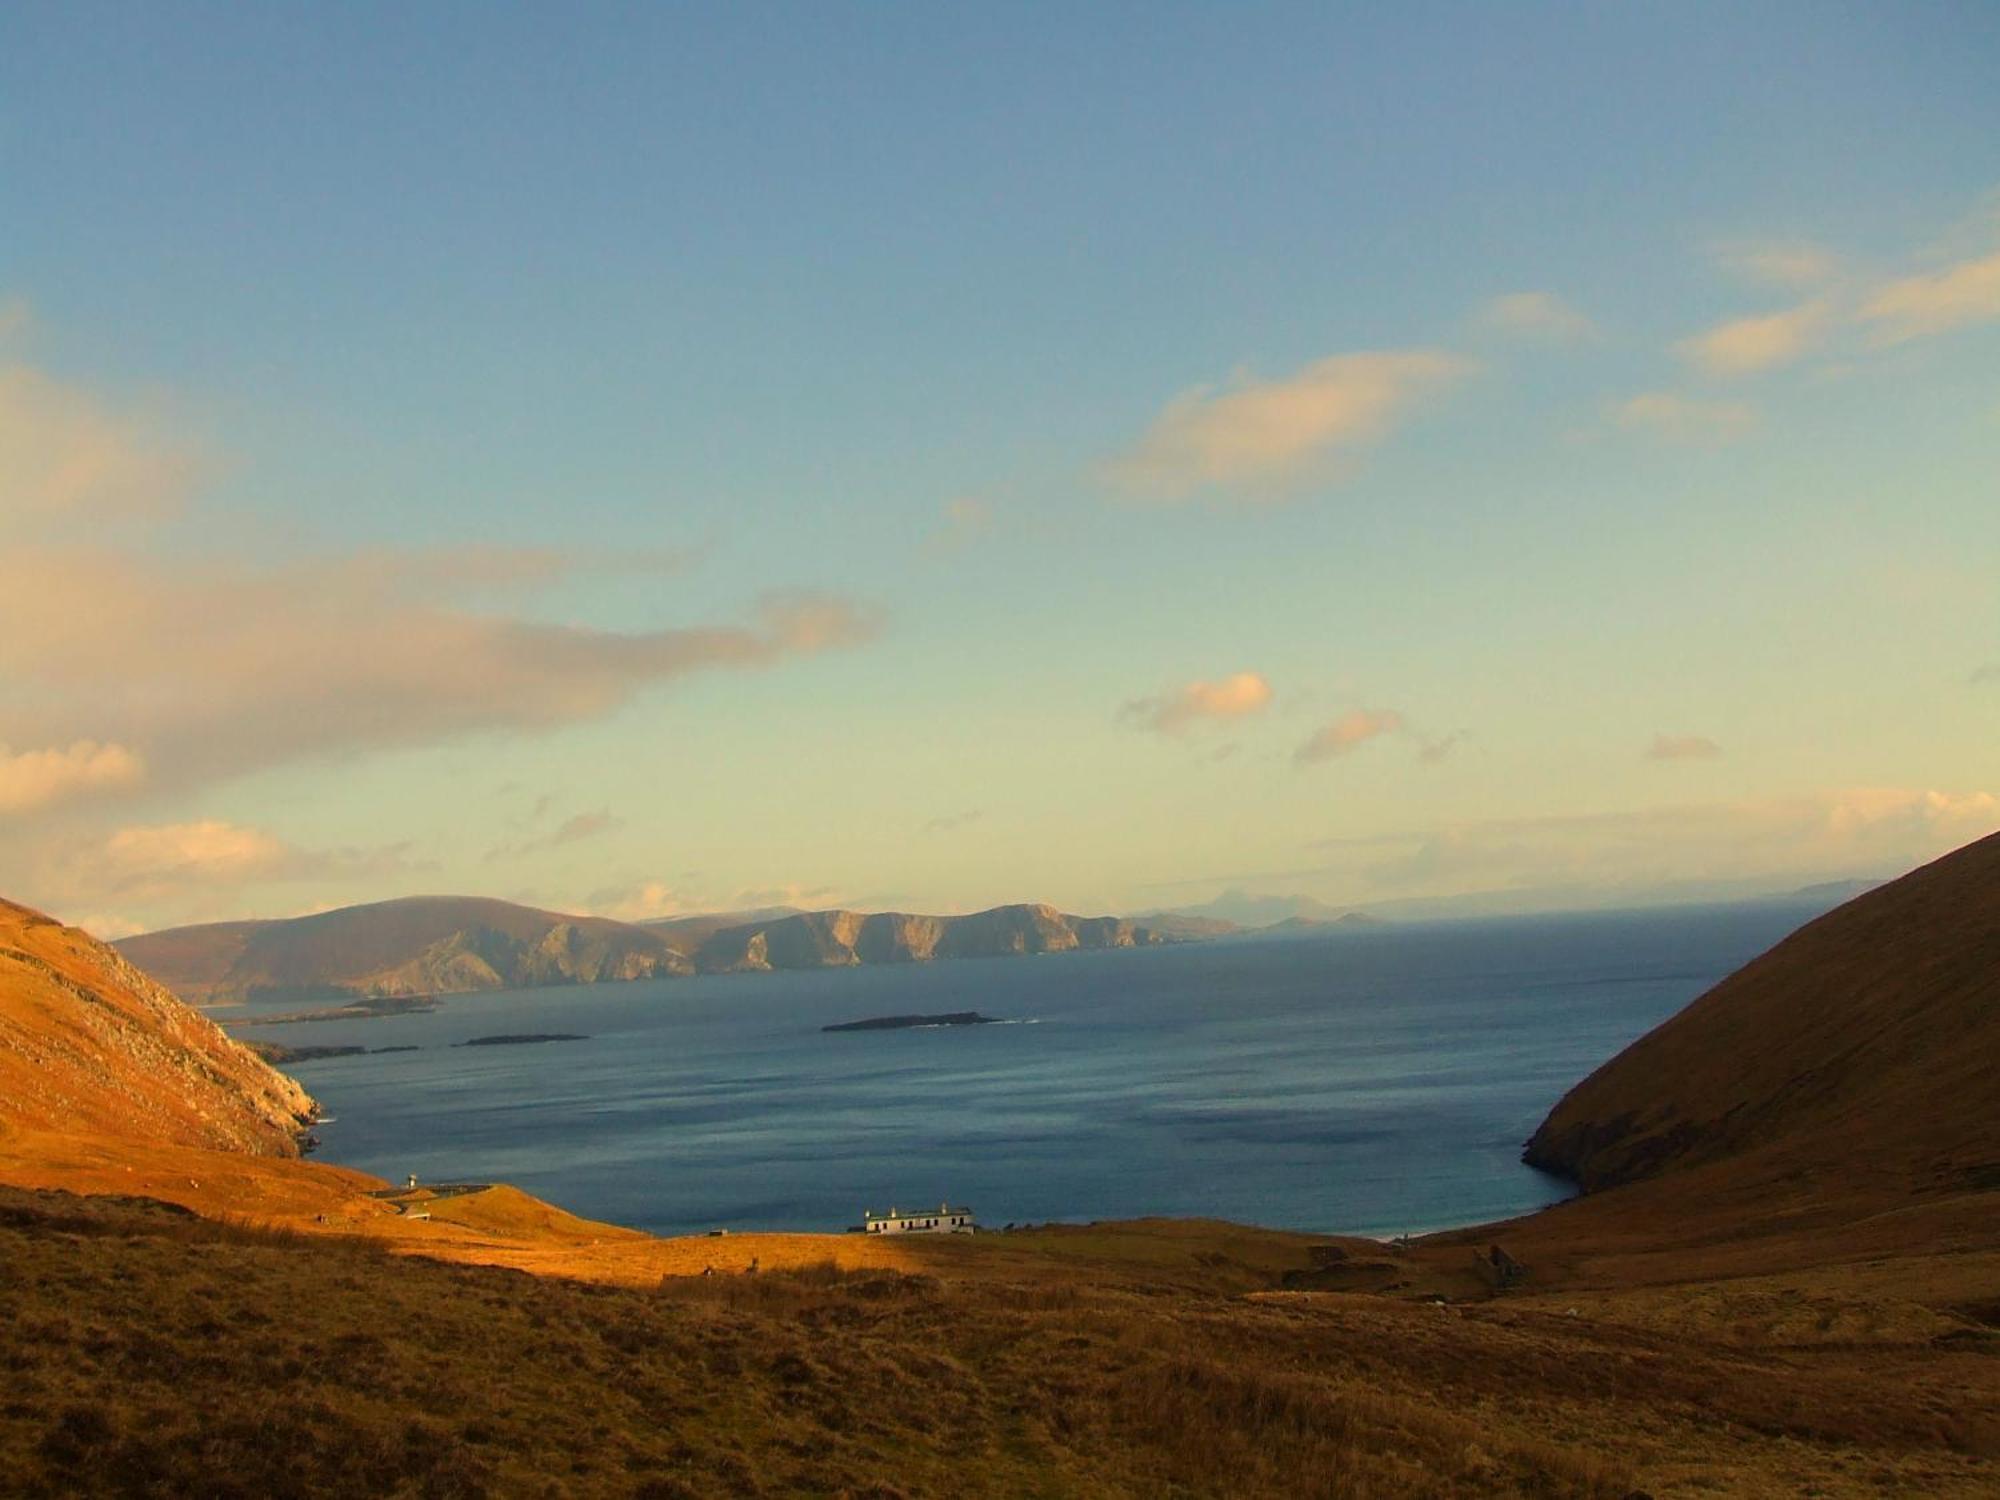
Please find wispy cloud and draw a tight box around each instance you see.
[485,809,623,863]
[1105,350,1471,501]
[1646,733,1722,761]
[1675,302,1829,377]
[1295,709,1405,765]
[1477,292,1595,341]
[1122,672,1274,734]
[1612,392,1756,444]
[0,740,145,816]
[1972,663,2000,686]
[923,809,984,833]
[1858,248,2000,344]
[1713,240,1841,289]
[1416,730,1469,764]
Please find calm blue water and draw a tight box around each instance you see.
[236,902,1819,1238]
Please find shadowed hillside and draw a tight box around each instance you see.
[1525,830,2000,1195]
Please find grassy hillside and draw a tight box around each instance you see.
[6,1186,1998,1499]
[0,898,314,1154]
[1525,830,2000,1194]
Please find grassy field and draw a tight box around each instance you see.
[3,1186,1996,1498]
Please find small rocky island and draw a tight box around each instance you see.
[455,1033,589,1047]
[822,1012,1001,1033]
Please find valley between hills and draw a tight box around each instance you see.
[2,837,1998,1495]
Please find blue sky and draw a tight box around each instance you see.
[2,3,1997,932]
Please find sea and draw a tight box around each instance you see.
[233,901,1824,1239]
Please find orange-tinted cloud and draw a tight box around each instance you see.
[0,740,145,815]
[0,545,880,806]
[1295,709,1405,765]
[1122,672,1275,734]
[1859,249,2000,344]
[1675,303,1828,377]
[1107,350,1470,501]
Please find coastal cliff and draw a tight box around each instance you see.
[692,903,1166,973]
[120,897,1175,1002]
[0,897,315,1155]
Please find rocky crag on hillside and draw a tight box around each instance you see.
[0,898,315,1154]
[119,897,1172,1005]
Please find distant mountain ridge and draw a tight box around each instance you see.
[118,896,1182,1004]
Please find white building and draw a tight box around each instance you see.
[864,1202,975,1234]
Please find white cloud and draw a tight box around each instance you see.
[1478,292,1595,340]
[1122,672,1275,734]
[0,740,145,815]
[1675,302,1828,377]
[1858,249,2000,344]
[1646,733,1722,761]
[1295,709,1405,765]
[1105,350,1471,501]
[1612,392,1756,444]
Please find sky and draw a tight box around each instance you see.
[3,2,1998,937]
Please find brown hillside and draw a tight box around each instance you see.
[1525,830,2000,1196]
[0,898,314,1155]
